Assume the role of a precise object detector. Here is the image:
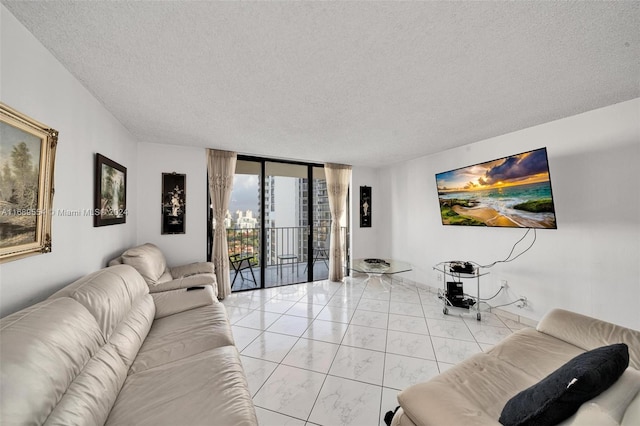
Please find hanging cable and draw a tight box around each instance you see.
[464,286,503,301]
[474,228,537,269]
[488,299,525,310]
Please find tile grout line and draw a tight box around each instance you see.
[302,280,367,425]
[418,285,443,370]
[379,274,393,426]
[230,277,511,425]
[245,284,329,424]
[239,288,306,416]
[287,306,328,421]
[290,282,346,424]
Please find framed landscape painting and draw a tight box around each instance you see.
[94,153,127,227]
[0,103,58,263]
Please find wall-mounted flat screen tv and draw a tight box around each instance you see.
[436,147,557,229]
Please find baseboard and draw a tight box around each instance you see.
[347,273,538,328]
[410,280,538,328]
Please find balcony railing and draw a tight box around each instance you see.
[225,226,347,290]
[227,226,315,269]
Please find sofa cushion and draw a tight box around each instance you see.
[499,343,629,426]
[129,302,234,374]
[488,327,584,380]
[46,342,128,425]
[120,243,168,285]
[151,285,216,319]
[0,298,106,425]
[50,265,155,372]
[400,351,537,425]
[106,346,258,426]
[537,308,640,370]
[50,265,152,339]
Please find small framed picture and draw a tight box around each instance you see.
[360,186,371,228]
[162,173,186,234]
[94,153,127,227]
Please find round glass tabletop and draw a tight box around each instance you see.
[351,258,412,275]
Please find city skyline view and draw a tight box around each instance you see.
[224,169,335,288]
[230,174,260,215]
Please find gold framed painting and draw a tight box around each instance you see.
[0,103,58,263]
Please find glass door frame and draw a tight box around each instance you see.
[209,155,349,291]
[249,155,316,289]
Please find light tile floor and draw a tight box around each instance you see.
[222,275,529,426]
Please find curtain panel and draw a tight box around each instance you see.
[207,149,237,299]
[324,163,352,282]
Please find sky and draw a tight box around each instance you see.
[436,148,551,192]
[229,174,259,214]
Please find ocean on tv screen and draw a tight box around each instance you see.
[436,148,557,229]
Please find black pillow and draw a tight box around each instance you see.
[499,343,629,426]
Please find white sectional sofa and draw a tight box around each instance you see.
[0,264,257,425]
[391,309,640,426]
[108,242,218,295]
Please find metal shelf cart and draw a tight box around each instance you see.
[433,261,489,321]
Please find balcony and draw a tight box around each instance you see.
[226,226,346,291]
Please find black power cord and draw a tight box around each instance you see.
[450,228,536,302]
[475,228,537,269]
[436,228,537,310]
[464,286,503,302]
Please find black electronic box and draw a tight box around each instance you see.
[445,281,476,309]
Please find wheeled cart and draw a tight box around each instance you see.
[433,261,488,321]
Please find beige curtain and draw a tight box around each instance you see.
[325,163,352,282]
[207,149,237,299]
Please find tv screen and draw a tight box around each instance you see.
[436,147,557,229]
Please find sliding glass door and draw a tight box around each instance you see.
[219,157,340,291]
[226,160,261,291]
[309,166,331,281]
[263,162,309,287]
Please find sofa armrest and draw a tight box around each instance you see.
[148,274,218,298]
[108,256,123,267]
[564,367,640,426]
[623,387,640,426]
[151,285,216,319]
[537,309,640,370]
[390,407,417,426]
[170,262,215,279]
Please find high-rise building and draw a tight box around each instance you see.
[235,210,258,229]
[261,176,330,267]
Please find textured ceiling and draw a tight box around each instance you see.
[3,1,639,167]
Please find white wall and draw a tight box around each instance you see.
[350,166,382,259]
[376,99,640,329]
[136,142,208,266]
[0,6,139,316]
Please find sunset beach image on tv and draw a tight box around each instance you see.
[436,147,557,229]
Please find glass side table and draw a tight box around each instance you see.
[351,258,412,290]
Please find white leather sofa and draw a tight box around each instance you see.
[0,264,257,425]
[109,243,218,295]
[391,309,640,426]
